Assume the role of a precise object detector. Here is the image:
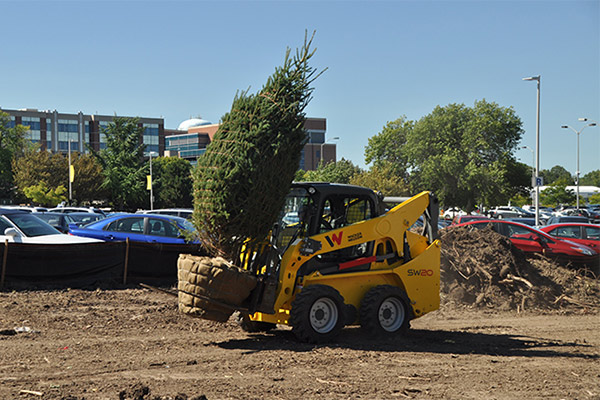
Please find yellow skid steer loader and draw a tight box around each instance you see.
[229,182,441,343]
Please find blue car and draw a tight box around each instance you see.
[68,213,197,244]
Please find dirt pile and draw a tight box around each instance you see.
[439,225,600,311]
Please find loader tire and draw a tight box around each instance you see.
[360,285,411,337]
[289,285,345,343]
[235,312,277,333]
[177,254,257,322]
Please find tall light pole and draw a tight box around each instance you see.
[521,145,535,192]
[317,136,339,169]
[523,75,541,227]
[148,151,158,210]
[68,139,72,204]
[561,121,597,210]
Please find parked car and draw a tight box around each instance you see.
[48,206,106,216]
[136,208,193,219]
[0,208,101,244]
[503,217,538,226]
[65,212,106,227]
[455,219,597,266]
[1,205,48,213]
[546,215,589,225]
[451,215,490,225]
[32,212,77,233]
[442,207,465,220]
[540,223,600,252]
[487,206,534,219]
[69,213,197,244]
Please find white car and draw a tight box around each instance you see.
[0,209,101,244]
[48,206,106,216]
[136,208,193,219]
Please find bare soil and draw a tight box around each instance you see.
[0,288,598,400]
[1,226,599,400]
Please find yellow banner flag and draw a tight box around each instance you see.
[147,175,152,190]
[69,165,75,183]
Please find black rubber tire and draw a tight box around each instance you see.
[235,312,277,333]
[360,285,411,337]
[289,285,345,343]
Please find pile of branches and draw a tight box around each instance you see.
[439,225,599,311]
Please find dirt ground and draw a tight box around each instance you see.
[1,287,599,400]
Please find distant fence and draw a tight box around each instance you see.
[0,239,207,289]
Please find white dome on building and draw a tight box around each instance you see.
[177,118,212,131]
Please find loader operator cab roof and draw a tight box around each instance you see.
[273,183,386,252]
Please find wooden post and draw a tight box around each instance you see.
[1,239,8,288]
[123,238,130,285]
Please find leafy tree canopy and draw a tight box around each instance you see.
[364,117,412,177]
[89,117,146,211]
[297,158,362,184]
[23,182,67,207]
[152,156,193,209]
[0,111,33,157]
[349,162,410,197]
[580,170,600,187]
[405,100,524,211]
[540,165,573,185]
[540,182,576,207]
[12,149,68,204]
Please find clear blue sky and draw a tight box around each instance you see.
[1,1,598,175]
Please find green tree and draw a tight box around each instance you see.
[540,165,574,185]
[12,150,68,204]
[23,182,67,207]
[404,100,524,211]
[364,117,412,177]
[0,111,32,158]
[193,33,323,258]
[71,153,107,204]
[89,117,146,211]
[588,192,600,204]
[540,182,576,207]
[152,157,193,208]
[350,162,411,197]
[580,170,600,187]
[299,158,362,184]
[0,111,34,200]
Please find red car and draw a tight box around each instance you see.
[456,220,598,266]
[540,223,600,252]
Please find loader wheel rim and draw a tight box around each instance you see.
[310,297,338,334]
[378,297,405,332]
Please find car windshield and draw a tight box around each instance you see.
[4,214,61,237]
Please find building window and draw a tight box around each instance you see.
[57,119,79,151]
[21,116,41,143]
[46,118,52,149]
[143,123,160,156]
[99,121,110,150]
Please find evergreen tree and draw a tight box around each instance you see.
[192,33,323,258]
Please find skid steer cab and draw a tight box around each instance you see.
[238,182,441,343]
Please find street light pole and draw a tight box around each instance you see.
[523,75,541,227]
[521,145,535,189]
[561,121,597,210]
[149,152,157,210]
[317,136,340,169]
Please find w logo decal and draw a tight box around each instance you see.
[325,231,343,247]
